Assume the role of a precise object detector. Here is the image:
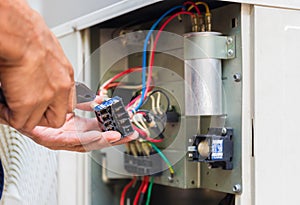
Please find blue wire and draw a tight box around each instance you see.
[133,5,185,112]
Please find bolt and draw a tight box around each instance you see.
[232,184,242,193]
[168,176,174,183]
[188,153,193,158]
[227,49,234,57]
[227,37,233,45]
[233,73,242,82]
[221,127,227,136]
[188,138,193,143]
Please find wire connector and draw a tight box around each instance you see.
[94,96,134,137]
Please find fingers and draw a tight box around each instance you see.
[23,126,137,152]
[112,131,139,145]
[76,95,104,111]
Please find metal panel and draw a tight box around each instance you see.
[199,4,243,194]
[254,5,300,205]
[43,0,162,37]
[220,0,300,10]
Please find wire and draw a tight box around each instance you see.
[120,177,137,205]
[144,90,171,114]
[101,67,142,91]
[133,5,185,112]
[133,124,163,143]
[148,142,175,176]
[145,11,194,98]
[183,1,201,15]
[145,177,154,205]
[150,95,157,114]
[138,176,149,205]
[188,2,210,14]
[156,92,163,115]
[133,177,146,205]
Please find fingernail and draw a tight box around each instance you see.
[102,131,121,144]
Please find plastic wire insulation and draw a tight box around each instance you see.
[156,92,163,115]
[188,2,210,13]
[101,67,142,90]
[141,176,149,193]
[138,176,150,205]
[133,177,146,205]
[183,1,201,15]
[145,177,154,205]
[120,177,137,205]
[145,11,194,96]
[148,142,175,174]
[133,5,185,112]
[133,125,163,143]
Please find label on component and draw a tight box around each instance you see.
[211,139,223,160]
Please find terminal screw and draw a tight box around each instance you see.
[227,49,234,57]
[233,73,242,82]
[221,127,227,136]
[233,184,242,193]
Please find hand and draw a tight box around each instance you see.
[0,0,75,130]
[20,96,138,152]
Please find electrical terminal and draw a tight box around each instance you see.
[205,13,212,32]
[134,141,143,155]
[94,96,134,137]
[129,142,138,157]
[141,142,151,156]
[191,14,199,32]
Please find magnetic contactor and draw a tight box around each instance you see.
[94,96,134,137]
[187,128,233,170]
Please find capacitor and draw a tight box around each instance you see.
[184,32,223,116]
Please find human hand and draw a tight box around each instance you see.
[20,96,138,152]
[0,0,74,130]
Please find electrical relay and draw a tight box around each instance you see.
[187,128,233,170]
[94,96,134,137]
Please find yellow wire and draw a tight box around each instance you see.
[187,2,210,14]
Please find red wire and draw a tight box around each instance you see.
[133,177,146,205]
[183,1,201,15]
[133,125,148,137]
[145,11,194,96]
[102,67,142,90]
[126,95,141,109]
[133,125,163,143]
[141,176,150,193]
[120,176,137,205]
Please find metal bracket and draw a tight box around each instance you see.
[184,35,236,59]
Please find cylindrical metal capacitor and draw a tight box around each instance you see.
[184,32,222,116]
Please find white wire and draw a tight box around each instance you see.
[150,95,157,114]
[132,114,150,136]
[156,92,163,115]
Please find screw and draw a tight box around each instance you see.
[188,153,193,158]
[233,184,242,193]
[233,73,242,82]
[168,176,174,183]
[221,127,227,136]
[227,37,233,45]
[188,138,193,143]
[227,49,234,57]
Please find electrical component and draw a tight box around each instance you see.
[184,32,223,116]
[187,128,233,170]
[124,152,163,176]
[94,96,134,137]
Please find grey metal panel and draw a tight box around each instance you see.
[43,0,162,37]
[220,0,300,10]
[254,5,300,205]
